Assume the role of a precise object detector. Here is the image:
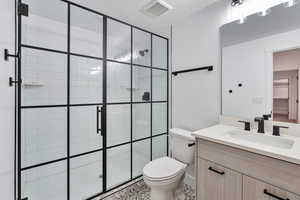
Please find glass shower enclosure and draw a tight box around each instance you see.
[17,0,169,199]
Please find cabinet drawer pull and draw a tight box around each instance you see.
[208,167,225,175]
[264,189,290,200]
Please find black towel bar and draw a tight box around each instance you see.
[172,66,213,76]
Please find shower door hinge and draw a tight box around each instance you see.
[18,3,29,17]
[4,49,18,61]
[9,77,22,87]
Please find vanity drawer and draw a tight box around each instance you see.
[197,158,242,200]
[243,176,300,200]
[197,139,300,195]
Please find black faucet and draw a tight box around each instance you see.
[273,125,289,136]
[238,120,251,131]
[263,114,272,120]
[254,117,264,133]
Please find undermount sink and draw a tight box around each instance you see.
[193,124,300,165]
[227,130,294,149]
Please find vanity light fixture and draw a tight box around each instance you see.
[284,0,295,7]
[231,0,244,7]
[237,16,247,24]
[258,8,271,17]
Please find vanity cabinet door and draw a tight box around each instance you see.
[243,176,300,200]
[197,158,242,200]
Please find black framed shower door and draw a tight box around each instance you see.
[16,0,169,199]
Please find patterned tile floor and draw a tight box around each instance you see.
[101,180,196,200]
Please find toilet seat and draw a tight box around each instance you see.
[143,157,187,181]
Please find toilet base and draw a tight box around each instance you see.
[150,189,174,200]
[146,174,185,200]
[143,157,187,200]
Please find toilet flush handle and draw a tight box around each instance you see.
[188,143,195,147]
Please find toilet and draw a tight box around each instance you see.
[143,128,195,200]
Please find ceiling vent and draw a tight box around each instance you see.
[141,0,173,18]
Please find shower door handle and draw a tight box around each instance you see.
[97,106,103,135]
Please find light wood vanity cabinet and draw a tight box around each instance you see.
[196,139,300,200]
[197,158,242,200]
[243,176,300,200]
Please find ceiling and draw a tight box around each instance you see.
[71,0,221,37]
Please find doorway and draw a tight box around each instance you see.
[273,48,300,123]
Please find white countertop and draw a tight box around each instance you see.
[192,124,300,165]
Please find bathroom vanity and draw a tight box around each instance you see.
[212,3,300,199]
[193,125,300,200]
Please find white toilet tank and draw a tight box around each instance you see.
[169,128,195,164]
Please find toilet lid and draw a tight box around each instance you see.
[143,157,186,180]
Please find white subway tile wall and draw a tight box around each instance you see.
[70,6,103,57]
[70,56,103,104]
[21,48,68,106]
[21,108,68,167]
[132,66,151,102]
[107,104,131,146]
[107,145,131,189]
[133,29,151,67]
[70,106,103,155]
[152,35,168,69]
[152,103,168,136]
[152,69,168,101]
[70,152,103,199]
[21,161,68,199]
[107,62,131,103]
[152,135,168,160]
[133,139,151,178]
[132,104,151,140]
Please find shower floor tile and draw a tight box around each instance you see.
[99,179,196,200]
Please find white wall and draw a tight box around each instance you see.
[0,0,15,199]
[171,1,227,131]
[170,0,298,131]
[222,28,300,119]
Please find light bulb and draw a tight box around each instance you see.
[258,8,271,17]
[231,0,244,7]
[237,16,246,24]
[285,0,295,7]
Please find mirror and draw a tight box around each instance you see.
[221,2,300,124]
